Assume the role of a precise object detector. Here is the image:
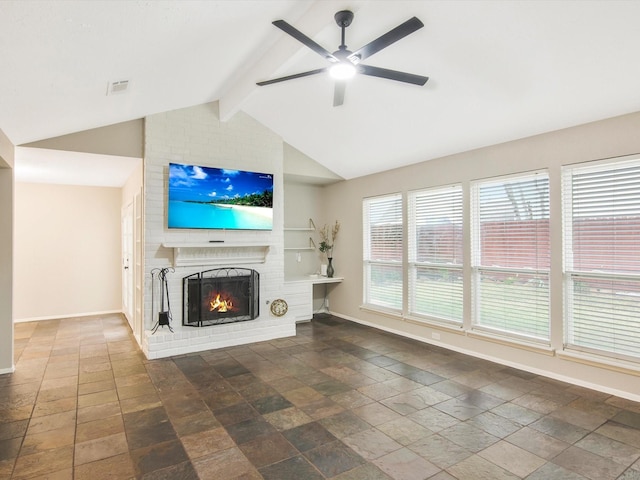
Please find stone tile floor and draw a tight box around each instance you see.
[1,314,640,479]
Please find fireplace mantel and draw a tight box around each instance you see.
[162,242,270,267]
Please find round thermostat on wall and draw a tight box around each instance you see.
[270,299,288,317]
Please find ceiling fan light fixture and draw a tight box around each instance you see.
[329,62,356,80]
[257,11,427,106]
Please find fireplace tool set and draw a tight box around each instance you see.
[151,267,174,334]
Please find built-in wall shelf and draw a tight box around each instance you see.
[284,218,316,232]
[161,242,270,267]
[284,218,316,252]
[284,236,316,251]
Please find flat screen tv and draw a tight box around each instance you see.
[168,162,273,230]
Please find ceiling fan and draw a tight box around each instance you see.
[256,10,429,106]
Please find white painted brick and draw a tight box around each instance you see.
[143,101,293,360]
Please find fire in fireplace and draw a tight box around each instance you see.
[183,268,259,327]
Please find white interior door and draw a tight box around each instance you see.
[122,201,134,329]
[134,189,143,342]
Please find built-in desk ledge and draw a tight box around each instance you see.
[161,242,270,267]
[285,275,344,285]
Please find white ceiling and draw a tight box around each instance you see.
[15,147,141,188]
[2,0,640,182]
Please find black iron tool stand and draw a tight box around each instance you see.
[151,267,174,334]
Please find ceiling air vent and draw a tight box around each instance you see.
[106,79,130,96]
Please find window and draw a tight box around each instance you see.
[363,193,403,311]
[408,185,463,323]
[562,157,640,361]
[471,171,550,341]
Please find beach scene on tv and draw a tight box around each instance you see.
[168,163,274,230]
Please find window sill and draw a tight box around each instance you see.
[557,349,640,377]
[467,329,555,356]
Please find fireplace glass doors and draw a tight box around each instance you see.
[183,268,259,327]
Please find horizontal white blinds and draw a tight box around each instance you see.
[409,186,463,322]
[408,186,463,265]
[475,173,550,270]
[564,162,640,274]
[563,158,640,360]
[567,274,640,359]
[363,194,403,262]
[476,270,550,340]
[363,194,403,310]
[365,263,403,310]
[472,172,550,340]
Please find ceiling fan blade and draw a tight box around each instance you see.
[358,65,428,86]
[256,68,326,86]
[349,17,424,62]
[273,20,338,62]
[333,81,346,107]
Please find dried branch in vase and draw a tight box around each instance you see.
[318,220,340,259]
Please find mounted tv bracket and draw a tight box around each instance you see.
[151,267,175,334]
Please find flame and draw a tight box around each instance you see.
[210,293,233,313]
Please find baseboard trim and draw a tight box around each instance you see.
[0,365,16,375]
[15,310,122,323]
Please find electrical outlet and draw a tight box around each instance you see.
[431,332,441,340]
[296,252,302,262]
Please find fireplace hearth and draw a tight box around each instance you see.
[183,268,259,327]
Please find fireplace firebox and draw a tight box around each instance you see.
[183,268,259,327]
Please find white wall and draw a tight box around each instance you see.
[323,111,640,401]
[24,119,144,158]
[143,102,294,358]
[0,128,14,373]
[121,159,143,205]
[14,183,122,320]
[284,180,325,278]
[283,142,344,278]
[283,143,343,183]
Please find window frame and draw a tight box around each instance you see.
[562,155,640,362]
[470,170,551,343]
[362,193,404,313]
[407,184,464,325]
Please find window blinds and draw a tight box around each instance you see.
[408,185,463,323]
[472,172,550,340]
[563,158,640,360]
[363,194,403,310]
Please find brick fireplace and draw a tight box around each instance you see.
[142,102,294,360]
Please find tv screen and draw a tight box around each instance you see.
[168,163,273,230]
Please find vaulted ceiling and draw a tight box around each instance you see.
[2,0,640,182]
